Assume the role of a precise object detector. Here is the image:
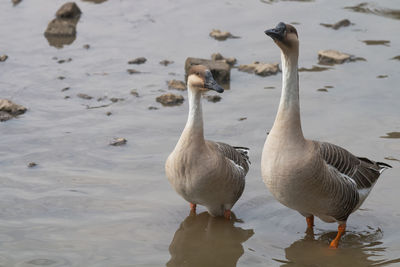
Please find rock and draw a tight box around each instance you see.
[168,80,186,91]
[318,50,352,65]
[391,55,400,61]
[0,54,8,62]
[209,29,239,41]
[61,87,70,92]
[211,53,237,66]
[320,19,351,30]
[128,57,147,64]
[77,93,93,100]
[362,40,390,46]
[45,19,76,36]
[148,106,159,110]
[377,75,388,79]
[127,69,140,74]
[156,93,184,106]
[205,95,222,103]
[384,156,400,162]
[238,117,247,121]
[12,0,22,5]
[64,96,70,99]
[58,58,72,64]
[106,112,112,116]
[160,59,174,66]
[83,44,90,49]
[110,97,124,103]
[58,76,66,80]
[56,2,81,19]
[381,132,400,139]
[298,65,332,72]
[238,62,280,77]
[332,19,351,29]
[185,57,230,86]
[130,89,139,97]
[211,53,224,61]
[110,137,127,146]
[44,2,81,48]
[0,99,27,122]
[317,88,328,92]
[28,162,37,168]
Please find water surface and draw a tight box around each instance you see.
[1,0,399,266]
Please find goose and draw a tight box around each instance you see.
[166,65,250,219]
[261,22,392,248]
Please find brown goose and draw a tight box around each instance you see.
[165,65,250,219]
[261,22,392,248]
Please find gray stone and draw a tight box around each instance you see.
[0,99,27,122]
[318,50,351,64]
[185,57,230,86]
[238,62,280,76]
[45,19,76,36]
[156,93,184,106]
[209,29,239,41]
[110,137,127,146]
[0,54,8,62]
[168,80,186,91]
[77,93,93,100]
[128,57,147,64]
[56,2,81,19]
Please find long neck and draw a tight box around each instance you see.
[271,50,305,143]
[179,86,205,147]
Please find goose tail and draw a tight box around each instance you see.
[234,146,251,165]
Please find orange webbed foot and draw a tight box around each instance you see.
[224,210,231,220]
[329,223,346,249]
[190,203,196,214]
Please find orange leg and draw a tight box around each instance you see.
[224,210,231,220]
[329,223,346,249]
[190,203,196,213]
[306,215,314,228]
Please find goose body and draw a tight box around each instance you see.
[166,65,250,218]
[261,22,391,248]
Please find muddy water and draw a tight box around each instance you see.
[1,0,399,266]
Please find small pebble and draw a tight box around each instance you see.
[28,162,37,168]
[127,69,140,74]
[148,106,159,110]
[106,112,112,116]
[61,87,70,92]
[130,89,139,97]
[83,44,90,49]
[0,54,8,62]
[128,57,147,64]
[77,93,93,100]
[160,59,174,66]
[110,137,127,146]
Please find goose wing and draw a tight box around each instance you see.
[317,141,391,221]
[214,142,250,174]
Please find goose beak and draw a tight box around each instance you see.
[265,22,286,41]
[204,70,224,93]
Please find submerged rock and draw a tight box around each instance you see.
[0,54,8,62]
[12,0,22,5]
[77,93,93,100]
[205,95,222,103]
[211,53,237,66]
[44,2,81,48]
[238,62,280,77]
[110,137,127,146]
[362,40,390,46]
[0,99,27,122]
[56,2,81,19]
[160,59,174,66]
[28,162,37,168]
[318,50,353,65]
[185,57,230,86]
[298,65,332,72]
[83,44,90,49]
[156,93,184,106]
[128,57,147,64]
[320,19,351,30]
[127,69,140,74]
[130,89,139,97]
[391,55,400,60]
[168,80,186,91]
[209,29,239,41]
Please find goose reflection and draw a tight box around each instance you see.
[167,212,254,267]
[280,227,400,267]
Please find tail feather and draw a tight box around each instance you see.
[234,147,251,165]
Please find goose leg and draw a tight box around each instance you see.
[190,203,196,213]
[306,215,314,228]
[329,223,346,249]
[224,210,231,220]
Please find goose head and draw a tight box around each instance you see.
[264,22,299,54]
[187,65,224,93]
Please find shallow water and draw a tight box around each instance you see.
[1,0,400,266]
